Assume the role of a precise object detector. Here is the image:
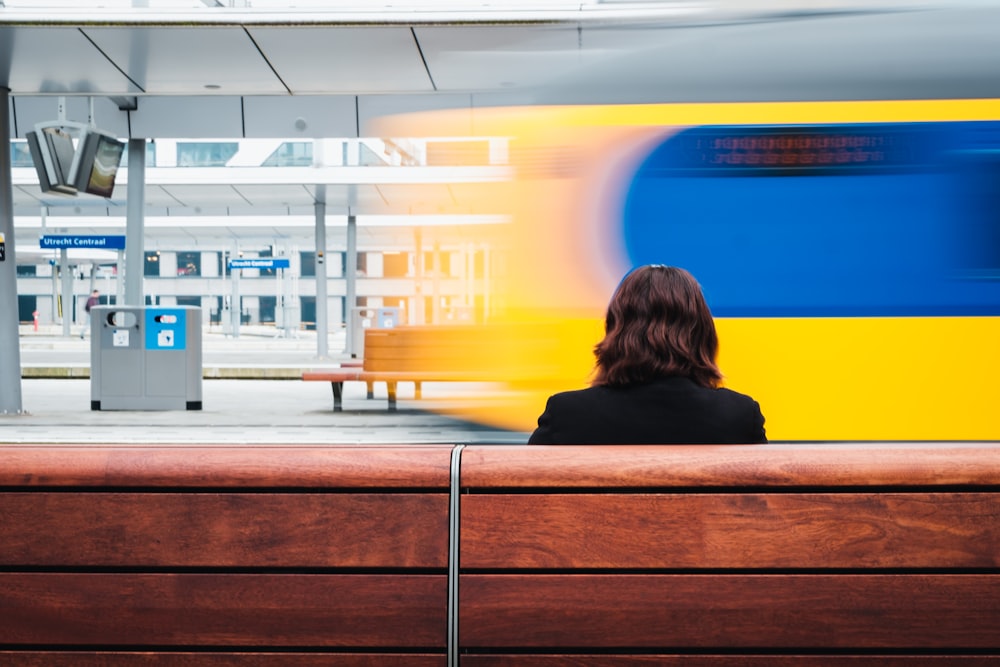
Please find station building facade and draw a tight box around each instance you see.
[10,136,508,333]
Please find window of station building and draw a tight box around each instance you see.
[120,140,157,168]
[259,296,276,324]
[144,251,162,277]
[16,264,37,277]
[177,141,238,167]
[10,141,33,168]
[383,251,409,278]
[333,251,368,277]
[176,251,201,277]
[300,296,316,331]
[176,296,201,309]
[262,142,313,167]
[422,251,451,277]
[300,251,316,277]
[18,295,36,324]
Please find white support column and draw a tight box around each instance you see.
[230,245,241,339]
[431,239,442,325]
[0,85,24,414]
[345,211,357,356]
[414,228,425,325]
[59,248,71,336]
[115,249,125,305]
[124,138,146,306]
[314,198,329,358]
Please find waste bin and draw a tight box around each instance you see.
[90,305,203,410]
[349,306,401,358]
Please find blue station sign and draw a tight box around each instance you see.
[41,235,126,250]
[228,258,290,270]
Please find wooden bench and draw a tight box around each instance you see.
[303,326,497,411]
[3,443,999,665]
[456,443,1000,665]
[0,444,454,666]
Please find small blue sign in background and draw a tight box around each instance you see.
[228,258,290,270]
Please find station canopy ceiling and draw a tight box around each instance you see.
[4,0,1000,246]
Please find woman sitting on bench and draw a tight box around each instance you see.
[528,264,766,445]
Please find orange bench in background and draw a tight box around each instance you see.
[303,326,494,411]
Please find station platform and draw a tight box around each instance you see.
[4,327,531,445]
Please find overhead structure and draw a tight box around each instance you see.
[4,2,1000,140]
[3,0,1000,415]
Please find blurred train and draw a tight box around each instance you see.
[375,100,1000,441]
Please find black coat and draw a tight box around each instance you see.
[527,376,767,445]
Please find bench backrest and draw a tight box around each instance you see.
[3,443,999,665]
[458,444,1000,664]
[0,445,454,666]
[363,326,491,373]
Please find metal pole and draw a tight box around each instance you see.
[124,138,145,306]
[231,262,241,339]
[345,211,357,356]
[50,260,58,321]
[42,207,58,322]
[0,86,24,413]
[115,249,124,304]
[275,248,284,337]
[314,199,329,358]
[414,228,424,325]
[221,248,228,333]
[60,247,71,337]
[432,239,442,325]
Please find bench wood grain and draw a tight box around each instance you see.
[458,444,1000,662]
[0,445,453,662]
[5,442,999,665]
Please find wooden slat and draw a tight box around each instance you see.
[1,654,446,666]
[0,573,446,647]
[459,574,1000,648]
[365,326,488,346]
[301,370,363,382]
[2,493,448,567]
[461,492,1000,569]
[0,445,454,488]
[358,369,486,381]
[361,326,512,374]
[461,657,1000,666]
[460,444,1000,488]
[364,360,476,373]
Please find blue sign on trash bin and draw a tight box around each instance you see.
[145,309,187,350]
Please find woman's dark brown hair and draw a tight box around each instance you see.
[592,265,722,388]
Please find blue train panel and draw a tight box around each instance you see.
[623,122,1000,317]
